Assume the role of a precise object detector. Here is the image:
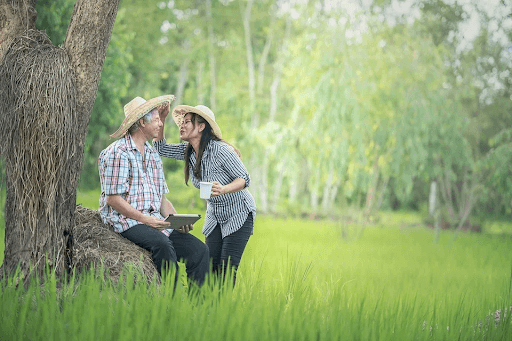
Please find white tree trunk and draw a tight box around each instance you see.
[321,164,334,211]
[196,60,205,104]
[240,0,256,128]
[172,57,189,109]
[256,0,277,95]
[429,181,437,216]
[205,0,216,110]
[269,18,291,122]
[271,159,286,209]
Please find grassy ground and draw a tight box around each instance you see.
[1,191,512,340]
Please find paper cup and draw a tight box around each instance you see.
[200,182,213,199]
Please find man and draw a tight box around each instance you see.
[98,95,209,286]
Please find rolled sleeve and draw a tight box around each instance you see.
[219,145,251,188]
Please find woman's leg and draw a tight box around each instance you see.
[121,224,178,276]
[205,224,223,278]
[219,213,253,286]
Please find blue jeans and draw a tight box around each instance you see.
[121,224,209,286]
[206,213,253,285]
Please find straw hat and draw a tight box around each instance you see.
[171,105,222,139]
[110,95,175,138]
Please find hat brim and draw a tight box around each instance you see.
[110,95,175,138]
[172,105,222,139]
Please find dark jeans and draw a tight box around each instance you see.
[206,213,253,286]
[121,224,209,286]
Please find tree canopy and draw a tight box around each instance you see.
[35,0,512,222]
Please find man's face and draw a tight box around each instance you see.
[143,109,163,139]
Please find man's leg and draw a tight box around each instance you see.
[168,232,209,286]
[121,224,178,277]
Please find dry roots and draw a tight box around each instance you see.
[73,205,159,284]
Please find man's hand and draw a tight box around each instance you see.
[143,215,171,231]
[176,224,194,234]
[158,104,170,120]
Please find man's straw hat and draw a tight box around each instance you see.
[110,95,175,138]
[171,105,222,139]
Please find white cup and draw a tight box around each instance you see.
[200,182,213,199]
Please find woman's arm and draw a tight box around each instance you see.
[209,143,251,197]
[153,104,187,160]
[211,178,246,197]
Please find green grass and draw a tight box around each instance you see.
[1,192,512,340]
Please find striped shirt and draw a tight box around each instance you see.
[98,134,173,236]
[154,139,256,238]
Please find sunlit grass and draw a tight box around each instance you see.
[0,191,512,339]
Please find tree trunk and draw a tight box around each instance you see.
[364,154,380,217]
[172,54,190,109]
[269,17,291,122]
[271,159,285,210]
[196,61,205,104]
[256,0,276,96]
[240,0,256,128]
[205,0,216,110]
[310,167,321,212]
[438,161,456,222]
[0,0,119,282]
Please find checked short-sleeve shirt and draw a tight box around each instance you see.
[99,134,172,236]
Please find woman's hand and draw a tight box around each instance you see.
[176,224,193,234]
[210,178,245,197]
[210,181,225,197]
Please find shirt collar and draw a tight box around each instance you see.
[124,134,152,153]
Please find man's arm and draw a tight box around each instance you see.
[160,196,177,217]
[106,195,170,230]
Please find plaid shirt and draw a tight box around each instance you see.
[98,134,172,236]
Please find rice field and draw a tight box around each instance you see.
[1,192,512,340]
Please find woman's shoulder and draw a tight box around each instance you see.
[209,140,235,154]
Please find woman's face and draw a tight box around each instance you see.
[179,113,203,142]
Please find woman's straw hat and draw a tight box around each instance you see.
[110,95,175,138]
[171,105,222,139]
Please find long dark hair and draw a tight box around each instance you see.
[184,112,241,185]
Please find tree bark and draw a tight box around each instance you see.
[256,0,276,95]
[196,60,205,104]
[0,0,119,282]
[240,0,256,128]
[172,51,190,110]
[205,0,216,110]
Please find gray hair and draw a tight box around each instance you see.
[127,110,156,135]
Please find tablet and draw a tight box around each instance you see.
[165,214,201,229]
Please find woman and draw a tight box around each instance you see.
[154,104,256,286]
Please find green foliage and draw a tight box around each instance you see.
[35,0,74,46]
[80,9,134,188]
[479,128,512,214]
[31,0,512,217]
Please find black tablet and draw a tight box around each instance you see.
[165,214,201,229]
